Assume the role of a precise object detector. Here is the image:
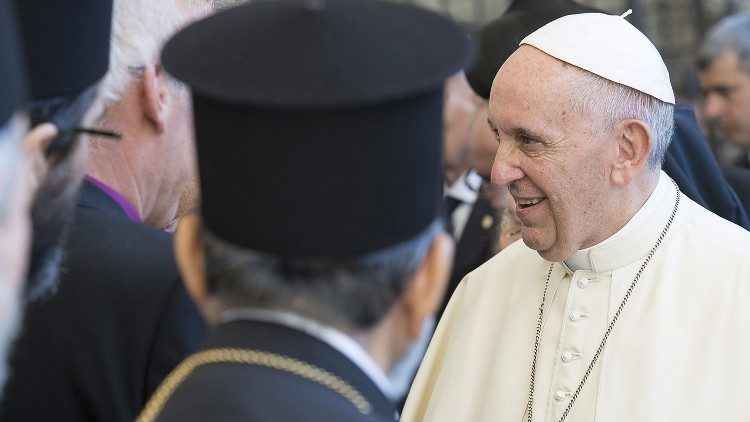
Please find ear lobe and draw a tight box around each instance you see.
[142,62,168,134]
[611,119,653,186]
[174,215,209,312]
[401,232,454,338]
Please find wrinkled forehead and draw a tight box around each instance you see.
[491,46,579,102]
[488,46,581,127]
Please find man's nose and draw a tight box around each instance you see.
[490,147,524,187]
[702,93,725,120]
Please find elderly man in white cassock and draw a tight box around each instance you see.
[402,11,750,422]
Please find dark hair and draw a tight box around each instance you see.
[200,220,442,330]
[697,12,750,75]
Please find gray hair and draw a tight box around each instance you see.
[568,68,675,170]
[698,12,750,75]
[99,0,213,103]
[201,219,443,330]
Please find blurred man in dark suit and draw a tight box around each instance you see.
[13,0,118,301]
[698,12,750,216]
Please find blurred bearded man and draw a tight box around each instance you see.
[13,0,116,300]
[403,12,750,422]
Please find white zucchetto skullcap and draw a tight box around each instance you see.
[520,11,675,104]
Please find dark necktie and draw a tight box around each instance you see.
[443,196,463,238]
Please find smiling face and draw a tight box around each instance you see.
[487,46,625,262]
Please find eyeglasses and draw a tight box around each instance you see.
[27,84,121,160]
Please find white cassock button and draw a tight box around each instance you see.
[554,390,568,402]
[569,310,583,322]
[561,351,573,363]
[578,277,590,288]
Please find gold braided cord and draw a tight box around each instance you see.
[137,348,373,422]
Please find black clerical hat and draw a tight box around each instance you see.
[14,0,112,99]
[466,0,599,99]
[162,0,474,257]
[0,1,25,127]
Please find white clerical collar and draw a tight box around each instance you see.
[444,169,481,204]
[564,171,676,273]
[218,307,396,401]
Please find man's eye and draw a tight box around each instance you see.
[519,135,539,146]
[718,87,734,98]
[706,86,734,99]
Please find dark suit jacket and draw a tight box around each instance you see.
[723,165,750,220]
[152,320,396,422]
[0,181,207,422]
[438,194,497,319]
[664,105,750,230]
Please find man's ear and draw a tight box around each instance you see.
[174,215,209,311]
[610,119,653,186]
[142,62,168,134]
[401,232,454,339]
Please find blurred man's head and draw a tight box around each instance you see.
[698,12,750,148]
[162,0,472,398]
[468,102,497,180]
[442,72,481,184]
[15,0,114,300]
[489,13,674,262]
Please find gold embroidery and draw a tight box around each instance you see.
[137,348,373,421]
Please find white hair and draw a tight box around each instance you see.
[99,0,213,103]
[569,69,675,170]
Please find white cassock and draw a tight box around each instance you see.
[403,171,750,422]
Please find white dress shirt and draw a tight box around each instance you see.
[444,170,483,240]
